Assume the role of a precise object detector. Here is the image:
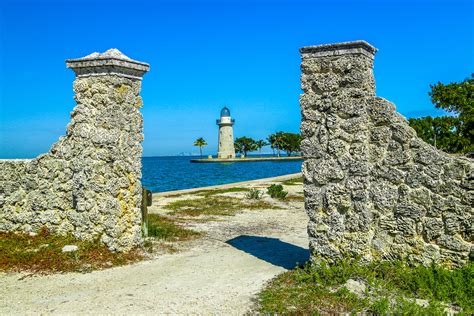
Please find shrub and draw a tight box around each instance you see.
[267,184,288,199]
[246,188,263,200]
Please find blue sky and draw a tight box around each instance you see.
[0,0,472,158]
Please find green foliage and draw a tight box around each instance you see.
[267,184,288,199]
[267,131,285,157]
[255,139,269,154]
[409,75,473,153]
[257,258,474,314]
[267,132,302,156]
[147,214,202,241]
[193,137,207,157]
[234,136,258,156]
[246,188,263,200]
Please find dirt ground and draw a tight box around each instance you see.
[0,173,309,314]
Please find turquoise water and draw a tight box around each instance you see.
[142,156,303,193]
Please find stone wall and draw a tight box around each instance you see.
[300,41,473,267]
[0,49,149,251]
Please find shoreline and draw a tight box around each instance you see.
[154,172,302,197]
[190,156,303,163]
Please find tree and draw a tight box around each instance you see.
[193,137,207,157]
[409,75,473,153]
[280,133,302,156]
[429,74,473,152]
[267,132,285,157]
[234,137,257,157]
[255,139,269,155]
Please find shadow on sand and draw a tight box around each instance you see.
[226,235,309,269]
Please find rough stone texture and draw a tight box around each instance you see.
[0,49,149,251]
[300,41,473,267]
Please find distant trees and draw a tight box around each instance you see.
[409,75,473,153]
[255,140,269,154]
[234,132,302,157]
[193,137,207,157]
[267,132,285,157]
[268,132,302,156]
[234,137,258,156]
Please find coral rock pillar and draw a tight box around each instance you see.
[66,49,150,251]
[300,41,473,267]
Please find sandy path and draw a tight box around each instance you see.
[0,175,309,314]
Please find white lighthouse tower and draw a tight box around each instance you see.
[216,107,236,159]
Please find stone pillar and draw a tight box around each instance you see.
[0,49,149,252]
[65,49,150,251]
[300,41,378,264]
[300,41,473,267]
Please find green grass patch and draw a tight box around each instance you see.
[282,176,304,186]
[147,214,203,241]
[257,259,473,314]
[165,196,279,217]
[0,228,144,273]
[284,195,305,202]
[195,187,250,197]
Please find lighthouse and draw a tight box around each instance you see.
[216,107,236,159]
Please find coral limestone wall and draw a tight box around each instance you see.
[0,49,149,251]
[300,41,473,267]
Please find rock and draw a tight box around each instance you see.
[344,279,366,297]
[62,245,79,253]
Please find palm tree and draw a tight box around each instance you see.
[268,132,284,157]
[193,137,207,157]
[255,139,269,156]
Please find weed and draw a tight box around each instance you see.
[147,214,202,241]
[257,258,473,314]
[165,196,279,217]
[284,195,305,202]
[195,187,250,197]
[267,184,288,199]
[282,176,304,186]
[246,188,263,200]
[0,228,144,273]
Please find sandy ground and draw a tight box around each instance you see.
[0,173,309,315]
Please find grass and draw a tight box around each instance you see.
[0,228,144,273]
[195,187,250,197]
[147,214,202,241]
[282,176,304,186]
[245,188,263,200]
[165,195,279,217]
[284,195,305,202]
[257,259,473,315]
[267,184,288,199]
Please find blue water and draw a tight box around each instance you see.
[142,156,303,193]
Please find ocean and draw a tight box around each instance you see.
[142,156,303,193]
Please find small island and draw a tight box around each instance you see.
[192,107,302,163]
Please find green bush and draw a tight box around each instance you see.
[267,184,288,199]
[246,188,263,200]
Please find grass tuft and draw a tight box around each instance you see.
[257,259,473,314]
[282,176,304,186]
[147,214,202,241]
[165,196,279,217]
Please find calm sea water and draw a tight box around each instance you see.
[142,156,303,193]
